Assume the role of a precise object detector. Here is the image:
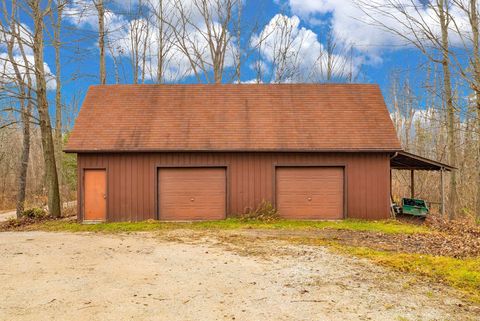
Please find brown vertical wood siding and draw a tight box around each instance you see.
[77,152,391,222]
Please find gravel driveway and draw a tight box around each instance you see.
[0,230,478,321]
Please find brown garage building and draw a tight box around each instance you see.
[65,84,404,222]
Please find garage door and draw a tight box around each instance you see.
[276,167,344,219]
[158,168,226,220]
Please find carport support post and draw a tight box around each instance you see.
[389,169,392,199]
[441,167,445,217]
[410,170,415,199]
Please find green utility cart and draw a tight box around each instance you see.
[401,198,429,217]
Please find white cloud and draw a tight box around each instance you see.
[286,0,401,60]
[0,22,56,91]
[251,14,358,83]
[239,78,263,84]
[286,0,472,60]
[63,1,97,29]
[0,23,34,56]
[63,1,128,34]
[0,53,56,91]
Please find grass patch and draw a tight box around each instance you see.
[334,245,480,303]
[30,218,430,234]
[36,220,181,233]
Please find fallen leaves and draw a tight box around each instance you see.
[279,215,480,259]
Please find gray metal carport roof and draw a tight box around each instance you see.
[390,151,455,217]
[391,151,455,171]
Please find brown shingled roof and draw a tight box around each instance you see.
[65,84,401,152]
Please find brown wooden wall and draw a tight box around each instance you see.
[77,152,391,221]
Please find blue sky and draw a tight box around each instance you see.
[29,0,444,123]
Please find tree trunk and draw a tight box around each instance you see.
[54,2,63,191]
[32,0,61,217]
[156,0,164,84]
[5,3,31,218]
[95,0,106,84]
[234,0,242,82]
[15,102,31,218]
[439,0,457,219]
[141,20,149,84]
[477,106,480,221]
[470,0,480,220]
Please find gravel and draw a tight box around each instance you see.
[0,231,478,321]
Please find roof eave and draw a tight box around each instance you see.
[64,148,402,154]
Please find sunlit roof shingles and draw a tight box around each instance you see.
[65,84,401,152]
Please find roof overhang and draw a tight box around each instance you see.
[64,148,402,154]
[391,151,455,171]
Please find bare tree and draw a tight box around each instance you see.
[106,39,121,83]
[164,0,239,83]
[310,29,358,83]
[147,0,177,83]
[51,0,66,188]
[0,0,35,217]
[126,2,150,85]
[94,0,106,84]
[227,0,266,83]
[151,0,166,83]
[469,0,480,221]
[28,0,61,217]
[128,18,145,84]
[355,0,458,218]
[388,72,417,150]
[449,0,480,219]
[268,15,304,83]
[325,31,338,82]
[232,0,242,82]
[438,0,458,219]
[252,14,305,83]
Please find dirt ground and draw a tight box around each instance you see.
[1,230,479,321]
[0,201,77,222]
[0,210,16,222]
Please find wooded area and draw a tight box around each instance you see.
[0,0,478,221]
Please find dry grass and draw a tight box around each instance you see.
[333,245,480,303]
[239,200,279,222]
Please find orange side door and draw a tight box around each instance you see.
[84,169,107,221]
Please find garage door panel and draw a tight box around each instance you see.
[159,168,226,220]
[276,167,344,219]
